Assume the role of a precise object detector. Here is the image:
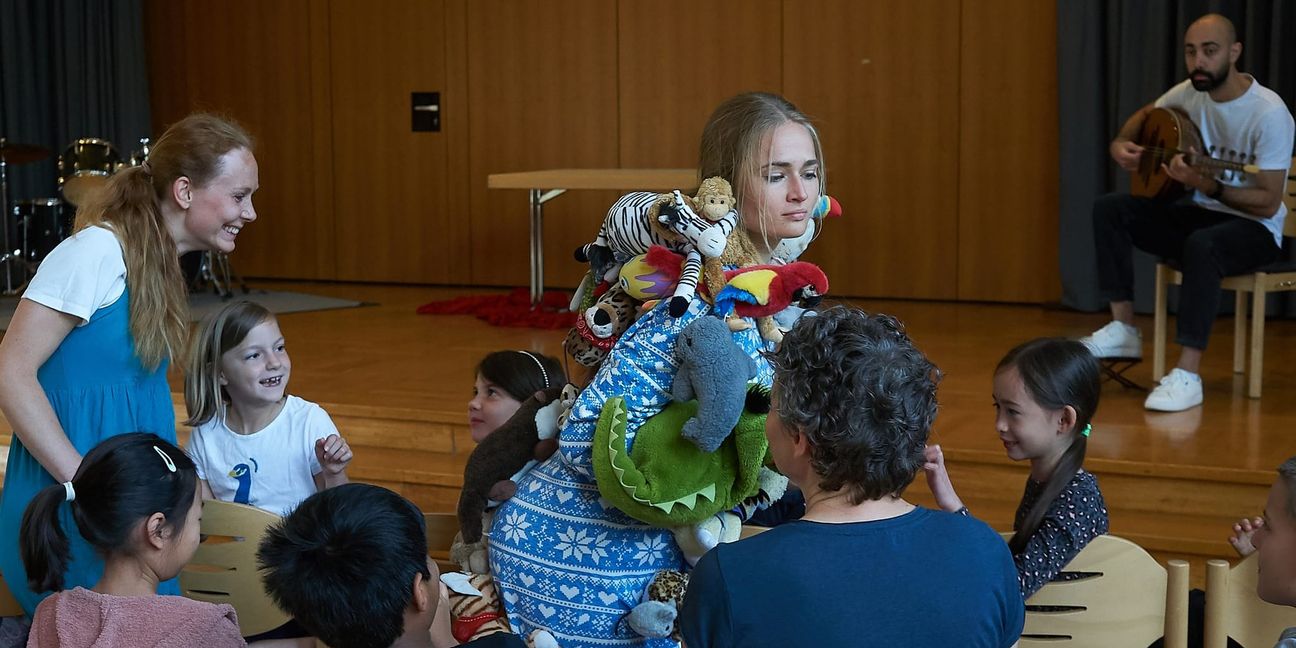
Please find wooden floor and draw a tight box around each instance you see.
[4,279,1296,587]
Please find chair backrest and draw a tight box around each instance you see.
[179,500,290,637]
[1284,158,1296,237]
[1014,534,1188,648]
[738,524,770,540]
[1204,554,1296,648]
[424,511,460,573]
[0,571,23,617]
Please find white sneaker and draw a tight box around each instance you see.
[1144,368,1203,412]
[1080,321,1143,359]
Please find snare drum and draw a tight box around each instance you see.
[58,138,120,206]
[11,198,74,265]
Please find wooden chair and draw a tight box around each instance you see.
[1153,160,1296,398]
[1015,534,1189,648]
[1204,554,1296,648]
[424,511,461,573]
[179,500,290,637]
[738,524,770,539]
[0,572,23,617]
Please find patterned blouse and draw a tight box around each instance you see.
[1012,468,1109,599]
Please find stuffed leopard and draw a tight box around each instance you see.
[626,569,690,642]
[563,282,639,368]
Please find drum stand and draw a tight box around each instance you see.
[1,139,24,295]
[195,251,249,300]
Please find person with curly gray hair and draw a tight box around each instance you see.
[680,306,1025,648]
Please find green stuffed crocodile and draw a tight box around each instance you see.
[592,385,772,529]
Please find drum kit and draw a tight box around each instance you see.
[1,136,150,294]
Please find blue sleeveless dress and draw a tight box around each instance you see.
[488,300,774,647]
[0,289,178,615]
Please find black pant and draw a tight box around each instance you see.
[1092,194,1281,351]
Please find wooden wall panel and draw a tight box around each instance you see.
[466,1,619,289]
[958,0,1061,302]
[144,0,333,280]
[144,0,1063,303]
[328,0,461,284]
[617,0,783,168]
[784,0,962,299]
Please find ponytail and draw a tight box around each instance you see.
[75,113,254,371]
[996,338,1100,555]
[20,483,75,592]
[1009,435,1087,554]
[18,433,199,594]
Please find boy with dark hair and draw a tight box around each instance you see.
[257,483,523,648]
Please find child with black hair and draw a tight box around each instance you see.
[925,337,1110,598]
[257,483,525,648]
[468,351,565,443]
[20,433,246,647]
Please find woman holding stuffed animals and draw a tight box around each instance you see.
[482,92,825,648]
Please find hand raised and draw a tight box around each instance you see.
[1229,516,1264,557]
[315,434,353,475]
[923,444,965,514]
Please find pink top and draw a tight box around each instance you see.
[27,587,246,648]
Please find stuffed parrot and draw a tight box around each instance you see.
[710,262,829,319]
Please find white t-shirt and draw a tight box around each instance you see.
[22,225,127,323]
[187,395,338,516]
[1155,76,1296,246]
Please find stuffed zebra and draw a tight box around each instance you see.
[576,190,736,316]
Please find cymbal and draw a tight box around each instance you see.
[0,141,51,164]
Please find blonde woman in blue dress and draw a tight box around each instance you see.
[0,114,259,616]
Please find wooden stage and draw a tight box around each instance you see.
[4,279,1295,587]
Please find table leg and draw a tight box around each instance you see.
[529,189,543,306]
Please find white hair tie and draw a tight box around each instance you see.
[518,351,550,389]
[63,481,76,502]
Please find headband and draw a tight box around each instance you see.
[518,351,550,389]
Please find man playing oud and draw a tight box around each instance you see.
[1083,13,1294,412]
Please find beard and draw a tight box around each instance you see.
[1190,63,1229,91]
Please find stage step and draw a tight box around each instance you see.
[0,403,1268,579]
[0,396,471,513]
[907,446,1265,588]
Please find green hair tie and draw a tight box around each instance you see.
[1081,423,1092,438]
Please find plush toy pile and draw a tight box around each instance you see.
[449,182,839,647]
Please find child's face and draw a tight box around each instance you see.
[468,373,523,443]
[159,488,204,581]
[992,367,1068,464]
[1253,479,1296,606]
[219,318,290,410]
[740,122,820,251]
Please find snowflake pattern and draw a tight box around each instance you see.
[500,510,532,544]
[553,526,612,564]
[633,534,669,566]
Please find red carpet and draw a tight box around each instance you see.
[416,288,576,329]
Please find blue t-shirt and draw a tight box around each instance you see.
[680,506,1024,648]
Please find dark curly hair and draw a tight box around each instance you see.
[765,306,941,504]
